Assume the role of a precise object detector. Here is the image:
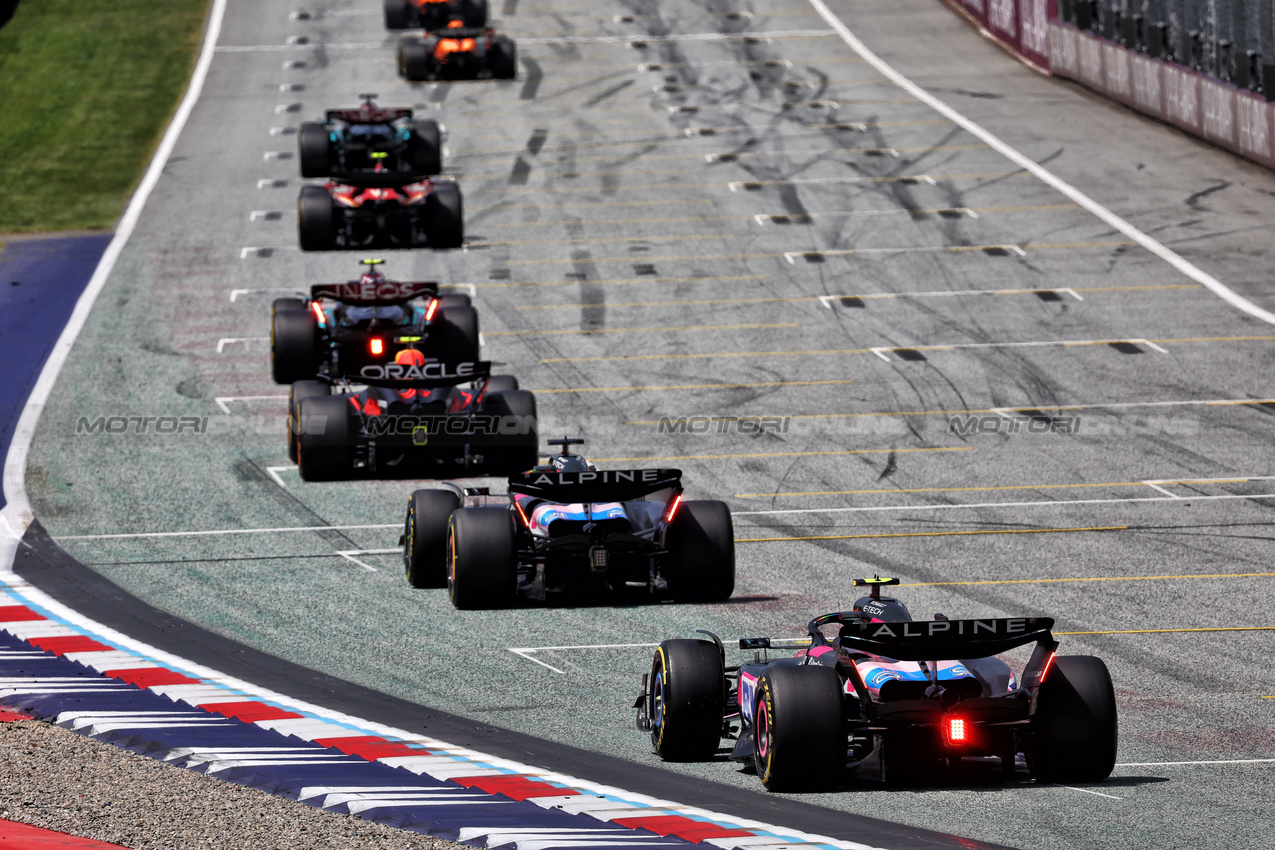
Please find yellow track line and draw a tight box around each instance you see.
[518,283,1190,311]
[737,526,1125,543]
[593,446,968,463]
[509,240,1133,268]
[485,322,797,338]
[1058,627,1275,636]
[532,379,855,394]
[731,479,1257,499]
[897,571,1275,589]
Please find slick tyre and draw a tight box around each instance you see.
[399,37,433,81]
[271,304,319,384]
[287,380,330,463]
[648,639,725,761]
[481,390,538,473]
[405,489,460,588]
[484,376,518,394]
[1031,655,1118,782]
[409,120,442,176]
[447,507,517,609]
[298,185,336,251]
[754,665,844,791]
[298,122,331,178]
[667,501,736,602]
[424,181,464,249]
[436,305,479,363]
[490,36,517,79]
[296,395,352,481]
[384,0,410,28]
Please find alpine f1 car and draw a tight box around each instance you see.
[298,94,441,180]
[636,577,1118,791]
[288,354,536,481]
[384,0,487,30]
[401,437,735,607]
[270,259,478,384]
[298,174,462,251]
[398,24,516,82]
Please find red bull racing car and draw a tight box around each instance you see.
[298,173,462,251]
[385,0,487,30]
[636,577,1118,791]
[270,259,478,384]
[298,94,442,179]
[398,23,516,82]
[401,437,735,607]
[288,353,536,481]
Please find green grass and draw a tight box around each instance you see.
[0,0,210,233]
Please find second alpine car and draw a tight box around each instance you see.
[401,437,735,606]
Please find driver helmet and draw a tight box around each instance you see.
[395,348,426,366]
[447,19,465,29]
[358,264,387,288]
[550,453,593,473]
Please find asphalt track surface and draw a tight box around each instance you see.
[17,0,1275,847]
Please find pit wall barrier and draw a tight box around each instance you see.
[937,0,1275,171]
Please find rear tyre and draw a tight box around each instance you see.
[754,665,844,791]
[481,390,538,473]
[489,36,517,79]
[667,501,735,602]
[1031,655,1118,782]
[271,306,319,384]
[296,395,353,481]
[461,0,488,26]
[399,37,433,81]
[424,182,464,248]
[409,120,442,176]
[298,122,331,178]
[436,304,480,363]
[298,185,336,251]
[287,381,330,463]
[405,489,460,588]
[447,507,517,609]
[484,376,518,394]
[384,0,410,28]
[437,293,471,309]
[648,639,724,761]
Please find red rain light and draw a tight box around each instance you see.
[369,337,384,356]
[945,717,967,745]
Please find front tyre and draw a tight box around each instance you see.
[298,185,336,251]
[424,181,464,249]
[667,501,735,602]
[1030,655,1118,782]
[648,639,724,761]
[405,489,460,588]
[409,120,443,176]
[447,507,517,609]
[384,0,410,29]
[399,37,433,81]
[754,665,844,791]
[489,36,517,80]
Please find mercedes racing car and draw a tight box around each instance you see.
[398,24,516,82]
[385,0,488,30]
[288,353,536,481]
[636,577,1118,791]
[270,259,478,384]
[298,94,441,180]
[401,437,735,607]
[298,174,462,251]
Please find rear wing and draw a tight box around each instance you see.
[310,280,438,304]
[837,617,1056,662]
[326,107,412,123]
[353,360,490,389]
[427,26,492,38]
[329,172,433,189]
[508,468,682,503]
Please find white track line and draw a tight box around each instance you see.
[1116,758,1275,767]
[57,524,400,542]
[732,492,1275,516]
[804,0,1275,327]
